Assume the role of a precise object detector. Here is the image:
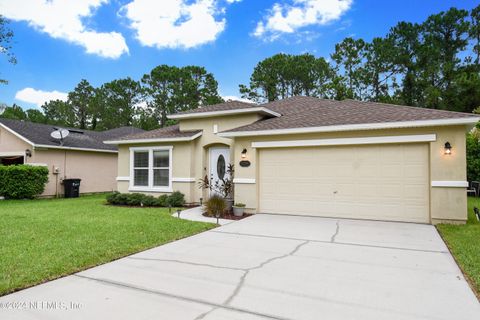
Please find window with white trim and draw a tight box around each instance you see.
[130,147,172,191]
[133,151,149,186]
[153,150,169,187]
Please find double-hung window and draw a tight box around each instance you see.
[130,147,172,192]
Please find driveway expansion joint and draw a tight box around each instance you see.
[211,230,449,254]
[126,256,247,271]
[73,274,290,320]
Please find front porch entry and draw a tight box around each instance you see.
[209,147,230,196]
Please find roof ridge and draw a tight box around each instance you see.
[343,99,475,116]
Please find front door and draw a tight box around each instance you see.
[209,147,230,196]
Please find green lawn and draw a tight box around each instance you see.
[0,194,214,296]
[437,197,480,297]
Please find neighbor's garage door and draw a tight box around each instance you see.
[259,144,429,223]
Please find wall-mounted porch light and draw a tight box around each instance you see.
[444,142,452,155]
[25,149,32,157]
[241,148,247,159]
[239,148,251,167]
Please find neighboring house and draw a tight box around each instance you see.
[105,96,480,224]
[0,118,143,197]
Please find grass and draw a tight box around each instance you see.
[437,197,480,297]
[0,194,214,296]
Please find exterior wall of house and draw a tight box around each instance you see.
[117,113,264,203]
[0,126,118,197]
[0,126,30,158]
[232,125,468,224]
[31,149,117,197]
[116,110,469,223]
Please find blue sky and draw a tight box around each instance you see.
[0,0,478,109]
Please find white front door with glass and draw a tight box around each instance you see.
[130,146,172,192]
[209,147,230,196]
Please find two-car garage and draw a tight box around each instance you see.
[258,143,430,223]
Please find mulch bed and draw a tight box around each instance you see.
[202,212,253,220]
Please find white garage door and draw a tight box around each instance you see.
[259,144,430,223]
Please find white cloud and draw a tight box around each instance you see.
[15,88,68,108]
[254,0,353,39]
[222,95,253,103]
[120,0,228,49]
[0,0,128,58]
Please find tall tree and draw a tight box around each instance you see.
[331,37,367,99]
[0,104,26,120]
[471,4,480,65]
[387,22,422,106]
[25,109,46,123]
[363,37,398,102]
[421,8,470,110]
[98,77,143,130]
[0,16,16,84]
[41,100,75,127]
[240,53,334,102]
[68,79,95,129]
[142,65,223,127]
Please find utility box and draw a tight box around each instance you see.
[63,179,81,198]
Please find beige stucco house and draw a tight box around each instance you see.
[105,96,480,224]
[0,118,143,197]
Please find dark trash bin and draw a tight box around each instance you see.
[63,179,81,198]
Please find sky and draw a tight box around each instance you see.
[0,0,478,110]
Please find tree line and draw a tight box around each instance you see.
[1,5,480,131]
[240,5,480,113]
[1,65,223,131]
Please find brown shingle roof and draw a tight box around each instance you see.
[173,100,256,115]
[0,118,144,151]
[222,96,479,133]
[115,124,201,141]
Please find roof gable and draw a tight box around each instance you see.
[0,118,144,152]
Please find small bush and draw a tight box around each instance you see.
[234,203,246,207]
[204,195,226,217]
[158,194,169,207]
[0,165,49,199]
[167,191,185,207]
[106,192,119,204]
[105,191,185,208]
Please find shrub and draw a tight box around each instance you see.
[167,191,186,207]
[204,195,226,217]
[105,191,186,208]
[234,203,246,207]
[158,194,169,207]
[106,192,119,204]
[0,165,49,199]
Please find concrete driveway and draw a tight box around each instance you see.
[1,214,479,320]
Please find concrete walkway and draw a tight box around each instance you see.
[171,206,233,225]
[1,214,479,320]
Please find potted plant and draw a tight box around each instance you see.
[233,203,246,217]
[198,164,235,212]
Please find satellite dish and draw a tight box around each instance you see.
[50,128,69,145]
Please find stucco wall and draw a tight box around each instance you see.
[32,149,117,197]
[232,125,469,223]
[116,114,469,223]
[117,114,264,203]
[117,142,196,201]
[1,126,118,197]
[0,126,30,156]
